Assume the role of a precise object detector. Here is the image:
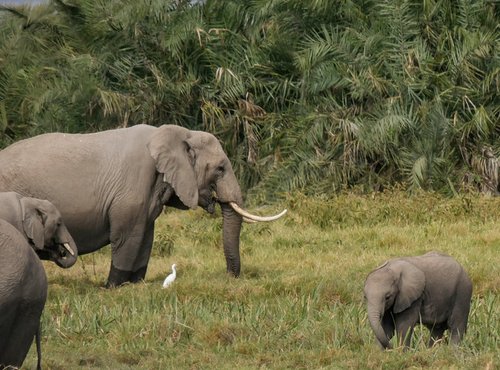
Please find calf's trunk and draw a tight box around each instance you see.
[368,305,392,349]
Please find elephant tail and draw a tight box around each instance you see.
[36,322,42,370]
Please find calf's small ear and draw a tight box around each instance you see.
[393,260,425,313]
[20,198,45,250]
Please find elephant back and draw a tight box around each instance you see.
[0,219,47,301]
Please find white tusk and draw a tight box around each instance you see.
[63,242,76,256]
[243,217,257,224]
[229,202,287,222]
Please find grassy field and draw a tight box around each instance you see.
[27,191,499,369]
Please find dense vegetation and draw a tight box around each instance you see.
[0,0,499,198]
[0,2,498,369]
[23,192,500,369]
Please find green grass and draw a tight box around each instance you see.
[27,191,499,369]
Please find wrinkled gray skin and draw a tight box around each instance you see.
[0,124,244,287]
[364,252,472,349]
[0,192,78,268]
[0,219,47,370]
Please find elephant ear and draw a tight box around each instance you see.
[147,125,198,209]
[20,197,45,250]
[393,260,425,313]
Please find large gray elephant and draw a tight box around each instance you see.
[364,251,472,349]
[0,192,78,268]
[0,124,285,287]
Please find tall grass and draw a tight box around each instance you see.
[28,191,499,369]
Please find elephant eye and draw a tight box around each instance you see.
[216,165,225,175]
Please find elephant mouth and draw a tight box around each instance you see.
[36,242,75,261]
[205,198,216,214]
[199,190,217,214]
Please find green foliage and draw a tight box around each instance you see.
[0,0,499,196]
[29,192,499,368]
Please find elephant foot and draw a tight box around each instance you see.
[130,266,147,283]
[105,264,132,288]
[105,264,148,288]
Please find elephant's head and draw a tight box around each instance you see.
[364,259,425,348]
[148,125,286,277]
[21,197,78,268]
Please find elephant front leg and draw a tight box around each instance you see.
[428,324,446,347]
[394,318,415,349]
[107,225,148,288]
[106,264,133,288]
[394,302,420,348]
[129,224,154,283]
[381,312,395,347]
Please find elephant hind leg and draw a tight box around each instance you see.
[1,311,41,368]
[0,305,17,362]
[448,319,467,345]
[448,295,472,345]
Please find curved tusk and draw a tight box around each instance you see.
[243,217,257,224]
[63,242,76,256]
[229,202,287,222]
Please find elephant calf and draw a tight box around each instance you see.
[364,251,472,349]
[0,219,47,369]
[0,192,79,369]
[0,192,78,268]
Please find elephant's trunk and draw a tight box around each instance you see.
[367,304,392,349]
[53,227,78,268]
[54,243,78,268]
[220,202,242,277]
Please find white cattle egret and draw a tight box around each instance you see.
[162,263,177,288]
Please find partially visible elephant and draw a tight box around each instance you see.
[0,124,285,287]
[0,192,78,268]
[0,218,47,370]
[364,251,472,349]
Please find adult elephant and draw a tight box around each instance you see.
[0,124,285,287]
[0,192,78,268]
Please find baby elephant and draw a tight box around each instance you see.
[0,219,47,369]
[364,251,472,349]
[0,192,78,369]
[0,192,78,268]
